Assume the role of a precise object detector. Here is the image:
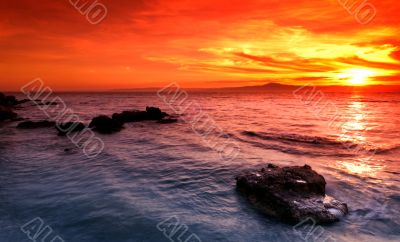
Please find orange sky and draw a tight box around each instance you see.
[1,0,400,91]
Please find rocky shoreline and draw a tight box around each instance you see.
[0,92,177,136]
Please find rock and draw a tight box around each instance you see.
[56,122,86,136]
[157,118,178,124]
[0,105,18,121]
[236,164,348,224]
[17,120,55,129]
[112,107,168,123]
[5,96,17,105]
[89,115,123,134]
[0,92,30,106]
[146,106,168,120]
[112,110,149,123]
[0,93,18,106]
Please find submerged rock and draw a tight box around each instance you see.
[89,115,123,134]
[112,106,168,123]
[236,164,348,224]
[17,120,56,129]
[56,122,86,136]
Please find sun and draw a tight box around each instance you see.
[337,68,375,86]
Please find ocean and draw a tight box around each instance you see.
[0,91,399,242]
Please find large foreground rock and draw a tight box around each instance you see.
[89,115,123,134]
[236,164,348,224]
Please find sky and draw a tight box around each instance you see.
[0,0,400,91]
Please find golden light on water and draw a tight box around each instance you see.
[342,161,374,175]
[339,98,367,145]
[337,158,385,179]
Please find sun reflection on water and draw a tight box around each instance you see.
[339,96,369,145]
[336,158,385,178]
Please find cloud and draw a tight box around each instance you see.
[0,0,400,90]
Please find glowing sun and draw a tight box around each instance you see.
[337,68,375,86]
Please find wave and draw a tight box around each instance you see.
[239,130,400,157]
[241,130,353,147]
[357,99,400,103]
[374,145,400,155]
[234,135,355,157]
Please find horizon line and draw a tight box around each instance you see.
[2,82,400,93]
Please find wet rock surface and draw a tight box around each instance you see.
[236,164,348,224]
[17,120,56,129]
[89,115,123,134]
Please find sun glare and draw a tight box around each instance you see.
[337,68,375,86]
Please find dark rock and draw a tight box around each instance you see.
[0,105,18,121]
[5,96,17,105]
[112,107,168,124]
[0,93,41,123]
[146,106,167,120]
[89,115,123,134]
[157,118,178,124]
[56,122,86,136]
[236,164,348,224]
[0,93,30,106]
[112,110,149,123]
[0,93,18,106]
[17,120,55,129]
